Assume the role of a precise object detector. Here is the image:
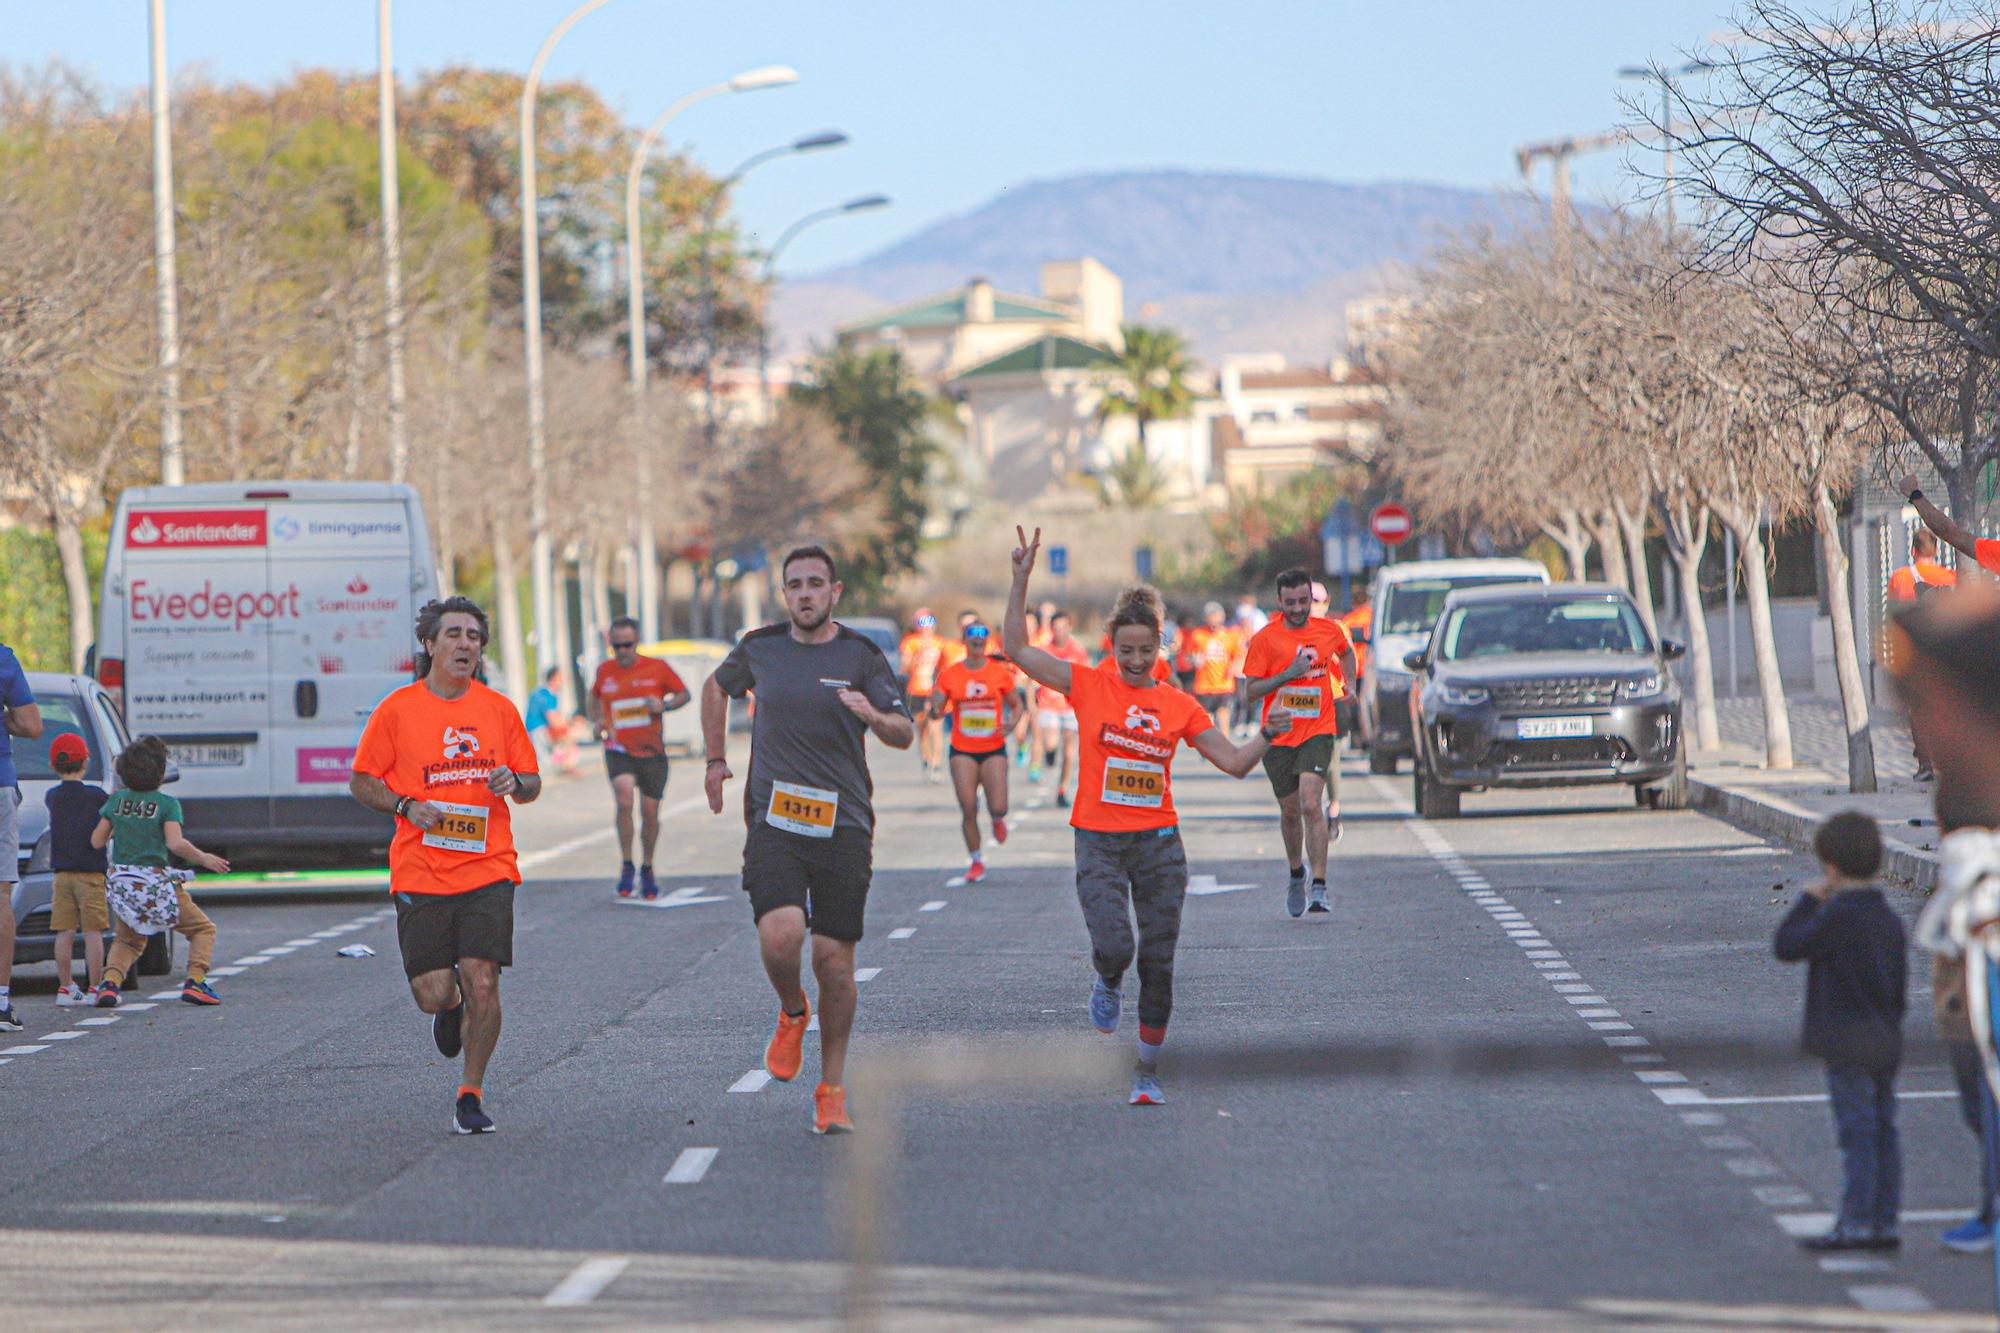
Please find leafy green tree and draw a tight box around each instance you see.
[788,344,937,597]
[1092,323,1195,508]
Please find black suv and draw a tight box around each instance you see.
[1404,583,1687,818]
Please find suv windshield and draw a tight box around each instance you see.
[1380,575,1543,636]
[1439,598,1651,661]
[10,692,109,782]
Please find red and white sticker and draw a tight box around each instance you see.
[126,509,268,549]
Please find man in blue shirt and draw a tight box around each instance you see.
[0,639,46,1032]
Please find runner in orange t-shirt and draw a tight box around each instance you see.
[1184,603,1244,732]
[1004,527,1294,1108]
[1243,570,1358,916]
[350,596,542,1136]
[900,612,949,782]
[1885,528,1959,780]
[587,616,691,900]
[1035,611,1092,807]
[929,621,1018,882]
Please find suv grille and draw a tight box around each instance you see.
[1488,677,1621,710]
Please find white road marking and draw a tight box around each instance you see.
[1564,995,1610,1006]
[1653,1087,1709,1105]
[119,1003,156,1011]
[888,928,915,941]
[1186,875,1256,895]
[260,946,296,956]
[663,1147,719,1184]
[38,1032,85,1041]
[1542,972,1583,981]
[1847,1286,1933,1313]
[945,876,969,888]
[614,886,726,908]
[309,930,345,940]
[284,938,320,948]
[1636,1071,1688,1085]
[855,967,882,983]
[1551,983,1595,994]
[148,990,184,1000]
[205,966,246,977]
[517,821,631,873]
[74,1017,120,1027]
[1776,1209,1964,1238]
[0,1044,49,1055]
[231,957,273,967]
[543,1256,629,1307]
[1576,1008,1622,1019]
[1587,1020,1634,1032]
[729,1070,772,1094]
[1818,1256,1892,1273]
[920,901,947,912]
[1755,1185,1813,1207]
[1698,1090,1955,1107]
[1725,1158,1780,1178]
[1525,950,1563,959]
[1603,1035,1650,1047]
[1621,1053,1666,1064]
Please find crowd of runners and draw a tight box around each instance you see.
[313,526,1379,1136]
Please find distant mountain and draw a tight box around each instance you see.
[771,170,1541,364]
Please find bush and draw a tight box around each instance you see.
[0,523,107,672]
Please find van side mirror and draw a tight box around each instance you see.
[1660,638,1686,661]
[1403,651,1428,673]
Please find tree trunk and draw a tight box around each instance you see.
[1612,497,1658,642]
[551,548,576,698]
[432,431,455,595]
[1658,498,1720,751]
[491,523,529,705]
[1541,508,1592,580]
[343,318,367,479]
[1720,505,1793,769]
[1815,482,1876,793]
[1590,509,1628,589]
[51,508,94,673]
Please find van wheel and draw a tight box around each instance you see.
[1415,761,1460,819]
[1369,747,1398,775]
[137,931,173,977]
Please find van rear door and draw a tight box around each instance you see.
[116,502,279,839]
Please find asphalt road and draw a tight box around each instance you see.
[3,741,1995,1330]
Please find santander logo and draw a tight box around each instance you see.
[130,517,163,545]
[125,508,267,549]
[346,576,370,594]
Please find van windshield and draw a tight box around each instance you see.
[1380,575,1542,636]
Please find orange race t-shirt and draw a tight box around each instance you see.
[1887,560,1959,602]
[1977,538,2000,575]
[352,678,540,895]
[1097,654,1174,683]
[1037,637,1093,711]
[1243,616,1355,744]
[1185,626,1243,695]
[900,632,946,694]
[590,655,687,757]
[941,640,968,670]
[1339,602,1374,678]
[935,659,1018,754]
[1065,666,1215,834]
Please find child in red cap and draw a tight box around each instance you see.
[43,732,109,1004]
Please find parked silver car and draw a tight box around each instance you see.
[12,673,170,976]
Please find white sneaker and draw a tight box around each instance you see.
[55,984,91,1007]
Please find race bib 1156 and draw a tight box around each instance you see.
[422,800,491,854]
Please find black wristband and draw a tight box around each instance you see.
[393,795,411,819]
[1908,488,1924,503]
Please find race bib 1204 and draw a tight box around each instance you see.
[1102,756,1167,808]
[767,780,838,837]
[1277,684,1323,715]
[422,800,491,854]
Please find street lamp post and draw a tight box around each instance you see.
[147,0,183,486]
[1617,61,1710,234]
[624,65,798,642]
[521,0,615,680]
[757,193,890,415]
[699,131,849,447]
[378,0,409,484]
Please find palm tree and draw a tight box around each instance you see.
[1092,323,1195,507]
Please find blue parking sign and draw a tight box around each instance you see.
[1048,545,1069,576]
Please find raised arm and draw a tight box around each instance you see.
[1002,525,1073,696]
[1900,473,1983,563]
[1188,706,1294,778]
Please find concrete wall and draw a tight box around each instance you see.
[1672,596,1821,694]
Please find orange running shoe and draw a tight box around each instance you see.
[765,997,811,1082]
[966,858,987,883]
[992,816,1008,844]
[813,1082,854,1135]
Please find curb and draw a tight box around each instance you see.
[1689,775,1940,892]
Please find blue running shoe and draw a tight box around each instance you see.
[615,862,636,898]
[452,1091,495,1135]
[1942,1218,1994,1253]
[1129,1071,1165,1106]
[640,865,659,901]
[1090,976,1121,1034]
[1286,873,1306,919]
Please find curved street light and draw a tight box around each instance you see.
[757,193,893,409]
[622,65,799,640]
[1617,60,1712,234]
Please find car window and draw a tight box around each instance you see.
[10,692,107,782]
[1439,599,1651,661]
[1380,576,1541,636]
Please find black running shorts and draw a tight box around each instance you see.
[741,822,872,943]
[394,880,516,979]
[605,751,669,800]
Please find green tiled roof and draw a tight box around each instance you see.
[953,334,1115,380]
[844,287,1073,332]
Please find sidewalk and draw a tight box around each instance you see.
[1691,696,1943,890]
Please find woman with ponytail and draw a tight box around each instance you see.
[1003,527,1292,1106]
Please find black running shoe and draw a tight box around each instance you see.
[433,998,465,1058]
[0,1004,20,1033]
[452,1091,495,1135]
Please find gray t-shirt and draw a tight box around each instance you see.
[713,623,910,837]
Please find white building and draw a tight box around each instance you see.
[1206,354,1387,496]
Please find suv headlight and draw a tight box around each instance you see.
[1620,672,1666,701]
[24,832,51,877]
[1437,682,1490,707]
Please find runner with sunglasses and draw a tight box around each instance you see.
[587,617,691,899]
[929,620,1017,883]
[1004,527,1292,1107]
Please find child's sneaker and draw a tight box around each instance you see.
[0,1003,21,1032]
[92,981,121,1009]
[55,984,91,1006]
[181,977,221,1006]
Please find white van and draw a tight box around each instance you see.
[97,481,440,852]
[1359,557,1550,773]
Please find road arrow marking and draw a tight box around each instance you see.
[615,886,727,909]
[1186,875,1256,896]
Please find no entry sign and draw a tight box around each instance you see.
[1370,502,1414,546]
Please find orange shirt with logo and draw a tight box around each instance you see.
[935,659,1017,754]
[1038,637,1092,711]
[1096,654,1174,683]
[900,632,946,694]
[1064,666,1215,834]
[1978,539,2000,576]
[1243,616,1354,744]
[1887,560,1958,602]
[352,679,540,895]
[1186,626,1244,695]
[590,655,688,757]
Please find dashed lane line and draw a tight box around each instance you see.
[855,967,882,983]
[920,901,947,912]
[543,1256,629,1307]
[888,928,916,940]
[728,1070,772,1093]
[663,1147,718,1184]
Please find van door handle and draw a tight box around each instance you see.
[295,681,319,718]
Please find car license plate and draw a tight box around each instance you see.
[1517,717,1592,740]
[175,743,246,768]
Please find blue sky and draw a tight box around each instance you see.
[9,1,1740,274]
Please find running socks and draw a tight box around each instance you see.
[1289,866,1305,881]
[1137,1025,1166,1066]
[457,1083,481,1100]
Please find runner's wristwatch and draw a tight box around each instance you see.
[394,795,413,820]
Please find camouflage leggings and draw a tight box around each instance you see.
[1074,826,1189,1032]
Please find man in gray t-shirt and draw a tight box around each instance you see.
[702,546,913,1136]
